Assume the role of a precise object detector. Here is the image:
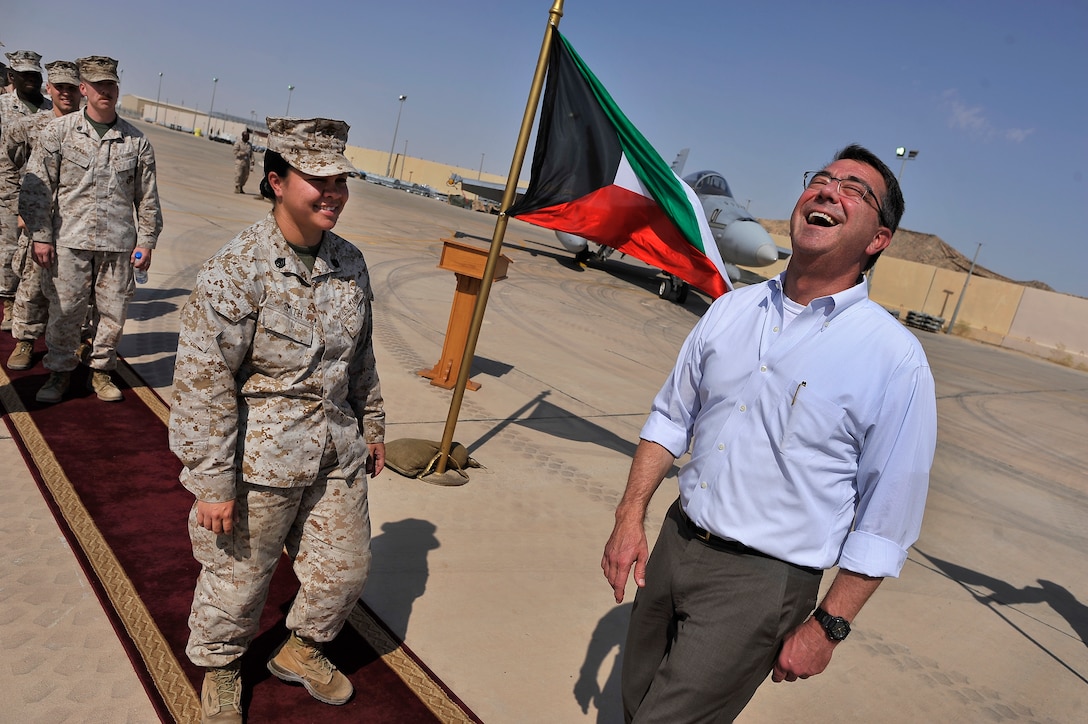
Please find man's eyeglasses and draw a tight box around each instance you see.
[803,171,887,227]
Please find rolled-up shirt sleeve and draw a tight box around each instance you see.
[839,358,937,577]
[639,312,713,458]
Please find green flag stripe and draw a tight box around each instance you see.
[557,33,709,257]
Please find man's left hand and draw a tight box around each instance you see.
[771,617,836,683]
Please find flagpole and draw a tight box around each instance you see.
[434,0,565,474]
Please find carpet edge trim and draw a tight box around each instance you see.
[0,368,200,723]
[348,603,479,723]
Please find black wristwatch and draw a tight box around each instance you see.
[812,607,851,641]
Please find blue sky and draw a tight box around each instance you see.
[7,0,1087,296]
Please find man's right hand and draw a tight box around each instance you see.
[196,500,236,534]
[32,241,55,268]
[602,514,649,603]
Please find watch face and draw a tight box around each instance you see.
[815,608,850,641]
[827,619,850,640]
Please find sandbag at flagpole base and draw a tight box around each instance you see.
[384,439,483,487]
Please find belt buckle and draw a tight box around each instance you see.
[694,527,712,542]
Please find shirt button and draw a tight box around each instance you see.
[739,404,747,412]
[760,365,767,373]
[773,326,780,333]
[718,443,725,451]
[700,481,708,489]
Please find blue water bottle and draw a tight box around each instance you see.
[134,251,148,284]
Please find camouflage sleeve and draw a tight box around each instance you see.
[18,122,59,246]
[348,283,385,444]
[132,136,163,249]
[169,263,258,503]
[0,126,18,208]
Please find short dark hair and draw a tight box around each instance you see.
[834,144,904,270]
[260,150,290,201]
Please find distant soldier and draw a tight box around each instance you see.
[2,60,82,370]
[22,55,163,403]
[233,128,253,193]
[0,50,51,332]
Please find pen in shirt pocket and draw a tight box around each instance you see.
[791,381,807,406]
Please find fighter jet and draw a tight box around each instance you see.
[448,150,786,302]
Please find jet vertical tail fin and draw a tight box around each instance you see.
[670,148,690,175]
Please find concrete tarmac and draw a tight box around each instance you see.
[1,120,1086,723]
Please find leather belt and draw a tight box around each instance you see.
[677,505,822,576]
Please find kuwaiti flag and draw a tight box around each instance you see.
[508,32,731,298]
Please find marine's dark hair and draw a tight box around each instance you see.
[260,150,290,201]
[833,144,905,271]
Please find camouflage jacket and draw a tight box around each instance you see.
[169,213,386,503]
[20,111,162,251]
[0,92,51,140]
[0,109,55,209]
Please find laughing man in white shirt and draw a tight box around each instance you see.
[603,144,937,723]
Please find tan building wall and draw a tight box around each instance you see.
[747,247,1087,370]
[1005,288,1088,368]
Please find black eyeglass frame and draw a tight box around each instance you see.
[803,170,888,229]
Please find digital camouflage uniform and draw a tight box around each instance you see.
[232,135,253,193]
[0,53,51,304]
[1,109,56,341]
[20,109,162,372]
[169,212,385,667]
[1,60,83,345]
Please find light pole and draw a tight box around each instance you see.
[946,243,981,334]
[896,147,919,181]
[154,72,163,125]
[478,152,485,180]
[285,85,294,115]
[250,109,256,126]
[205,77,218,138]
[869,146,920,290]
[385,94,407,176]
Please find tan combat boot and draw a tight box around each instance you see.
[200,663,242,724]
[89,370,124,402]
[267,632,353,705]
[35,371,71,404]
[1,298,12,332]
[6,340,34,370]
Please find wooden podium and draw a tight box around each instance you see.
[418,238,512,390]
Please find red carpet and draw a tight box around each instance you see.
[0,335,479,723]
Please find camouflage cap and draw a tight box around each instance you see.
[45,60,80,87]
[266,117,355,177]
[5,50,43,74]
[77,55,120,83]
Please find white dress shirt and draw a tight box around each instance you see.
[641,273,936,577]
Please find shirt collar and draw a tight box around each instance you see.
[771,271,869,321]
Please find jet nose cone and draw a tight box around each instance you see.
[722,220,778,268]
[753,240,779,266]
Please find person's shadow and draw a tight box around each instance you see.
[574,604,631,723]
[366,518,440,640]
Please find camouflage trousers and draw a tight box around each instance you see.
[10,230,49,341]
[186,463,372,668]
[40,247,134,372]
[234,159,250,191]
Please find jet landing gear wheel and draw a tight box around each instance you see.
[657,275,689,304]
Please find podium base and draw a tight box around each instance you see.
[418,365,481,391]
